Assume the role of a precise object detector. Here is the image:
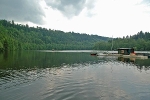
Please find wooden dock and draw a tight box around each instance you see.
[96,53,148,59]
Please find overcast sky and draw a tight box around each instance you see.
[0,0,150,37]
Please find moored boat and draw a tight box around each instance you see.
[90,53,97,56]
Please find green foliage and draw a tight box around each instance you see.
[94,31,150,51]
[0,19,109,51]
[0,41,3,51]
[3,19,150,51]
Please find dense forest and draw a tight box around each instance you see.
[0,20,109,51]
[1,19,150,51]
[94,31,150,51]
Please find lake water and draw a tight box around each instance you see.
[0,50,150,100]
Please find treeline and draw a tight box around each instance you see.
[0,20,109,51]
[94,31,150,51]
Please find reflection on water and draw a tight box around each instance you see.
[0,51,100,69]
[118,57,135,63]
[0,50,150,100]
[118,57,150,71]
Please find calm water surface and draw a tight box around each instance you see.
[0,50,150,100]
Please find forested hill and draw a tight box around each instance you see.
[94,31,150,51]
[130,31,150,40]
[0,20,109,51]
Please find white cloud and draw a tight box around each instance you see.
[40,0,150,37]
[1,0,150,37]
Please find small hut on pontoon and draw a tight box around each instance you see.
[118,48,134,55]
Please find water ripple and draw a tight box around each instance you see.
[1,59,150,100]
